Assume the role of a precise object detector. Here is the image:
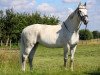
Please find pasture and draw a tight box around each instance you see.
[0,44,100,75]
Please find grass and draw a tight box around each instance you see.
[0,44,100,75]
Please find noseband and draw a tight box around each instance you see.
[77,8,88,30]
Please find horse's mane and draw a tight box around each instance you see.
[67,8,78,20]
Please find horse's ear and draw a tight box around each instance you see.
[84,2,86,6]
[78,2,81,7]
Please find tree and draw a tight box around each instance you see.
[79,29,93,40]
[0,10,4,39]
[42,15,59,25]
[1,9,17,46]
[92,31,100,39]
[0,9,60,46]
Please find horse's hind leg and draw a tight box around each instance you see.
[22,46,33,71]
[28,43,38,71]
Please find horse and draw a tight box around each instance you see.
[20,2,89,71]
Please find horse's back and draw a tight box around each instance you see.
[21,24,64,47]
[37,24,64,47]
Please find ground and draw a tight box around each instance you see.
[0,44,100,75]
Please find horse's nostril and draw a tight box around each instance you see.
[84,20,88,25]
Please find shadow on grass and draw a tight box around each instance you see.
[85,68,100,75]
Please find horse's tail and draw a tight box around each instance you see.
[20,33,25,64]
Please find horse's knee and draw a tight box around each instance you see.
[22,54,28,62]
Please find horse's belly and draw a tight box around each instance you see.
[39,42,63,48]
[38,35,63,48]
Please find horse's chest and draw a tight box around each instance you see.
[69,33,79,45]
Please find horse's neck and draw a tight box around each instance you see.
[64,13,80,33]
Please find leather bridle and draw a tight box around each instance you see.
[77,8,88,23]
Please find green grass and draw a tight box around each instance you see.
[0,44,100,75]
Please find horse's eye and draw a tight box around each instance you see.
[78,10,81,13]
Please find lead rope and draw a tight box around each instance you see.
[85,24,87,31]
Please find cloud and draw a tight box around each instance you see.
[0,0,36,12]
[37,3,56,13]
[62,0,80,3]
[10,0,35,12]
[50,8,74,22]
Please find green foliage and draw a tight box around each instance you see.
[0,10,5,38]
[0,9,59,44]
[92,31,100,39]
[79,29,93,40]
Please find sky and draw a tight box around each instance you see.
[0,0,100,31]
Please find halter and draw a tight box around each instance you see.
[63,7,88,33]
[77,8,88,23]
[77,7,88,31]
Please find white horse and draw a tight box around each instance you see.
[21,2,88,71]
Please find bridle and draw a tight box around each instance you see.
[77,8,88,23]
[63,7,88,33]
[77,7,88,31]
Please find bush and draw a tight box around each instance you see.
[92,31,100,39]
[0,9,59,45]
[79,29,93,40]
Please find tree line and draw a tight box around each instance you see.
[0,9,59,46]
[0,9,100,46]
[79,29,100,40]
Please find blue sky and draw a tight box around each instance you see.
[0,0,100,31]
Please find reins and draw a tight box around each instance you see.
[85,24,87,31]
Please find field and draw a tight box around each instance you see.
[0,44,100,75]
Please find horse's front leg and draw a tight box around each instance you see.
[63,44,70,67]
[70,44,77,71]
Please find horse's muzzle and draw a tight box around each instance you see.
[84,20,88,25]
[83,17,89,25]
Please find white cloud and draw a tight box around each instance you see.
[50,8,74,22]
[0,0,36,12]
[36,3,74,22]
[37,3,56,13]
[62,0,80,3]
[10,0,35,12]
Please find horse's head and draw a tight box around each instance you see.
[77,2,89,25]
